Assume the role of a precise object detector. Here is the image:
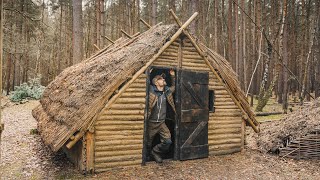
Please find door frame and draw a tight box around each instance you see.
[142,66,178,165]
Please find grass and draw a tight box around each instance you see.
[248,95,305,123]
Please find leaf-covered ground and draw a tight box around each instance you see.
[1,100,319,179]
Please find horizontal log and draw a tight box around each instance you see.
[153,62,177,67]
[95,144,143,151]
[208,143,242,150]
[214,95,233,102]
[161,51,178,57]
[152,64,177,68]
[182,66,210,71]
[97,115,144,121]
[209,147,241,156]
[208,128,242,134]
[103,109,145,115]
[208,133,242,139]
[182,62,208,68]
[209,112,242,117]
[215,95,232,99]
[95,139,142,146]
[212,89,229,94]
[183,59,206,65]
[95,154,142,163]
[158,54,178,60]
[209,116,242,121]
[125,88,146,92]
[209,120,242,125]
[171,42,180,47]
[209,123,242,129]
[95,149,142,157]
[96,120,144,125]
[208,86,226,90]
[182,46,198,52]
[208,138,242,145]
[165,47,178,52]
[155,58,177,63]
[95,129,143,136]
[183,54,203,60]
[182,50,201,56]
[213,109,241,113]
[133,78,146,83]
[213,105,239,109]
[95,134,143,141]
[95,125,144,131]
[255,111,282,116]
[121,92,146,98]
[94,160,141,171]
[214,101,236,106]
[128,83,146,88]
[116,98,145,104]
[110,103,145,110]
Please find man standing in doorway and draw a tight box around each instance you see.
[147,69,176,163]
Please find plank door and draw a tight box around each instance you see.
[178,70,209,160]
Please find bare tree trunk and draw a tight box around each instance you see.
[315,0,320,98]
[227,0,233,67]
[152,0,157,25]
[281,0,289,113]
[234,0,239,77]
[100,0,104,47]
[72,0,83,64]
[6,53,11,95]
[189,0,197,34]
[213,0,218,51]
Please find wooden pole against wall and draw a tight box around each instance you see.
[139,18,151,29]
[120,29,133,39]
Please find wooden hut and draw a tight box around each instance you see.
[32,13,259,173]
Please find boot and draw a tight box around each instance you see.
[151,150,163,163]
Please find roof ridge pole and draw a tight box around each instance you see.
[120,29,133,39]
[169,9,260,133]
[65,12,199,150]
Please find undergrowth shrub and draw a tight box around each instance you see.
[9,76,45,102]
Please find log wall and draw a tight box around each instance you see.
[93,35,245,171]
[152,37,245,156]
[94,74,146,172]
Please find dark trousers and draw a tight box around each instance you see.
[147,121,172,155]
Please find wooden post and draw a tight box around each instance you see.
[139,18,151,29]
[86,129,94,173]
[121,29,133,39]
[169,9,260,133]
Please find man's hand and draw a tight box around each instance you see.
[169,69,175,76]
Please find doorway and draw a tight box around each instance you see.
[142,68,209,164]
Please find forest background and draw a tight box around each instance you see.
[1,0,320,112]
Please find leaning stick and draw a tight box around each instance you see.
[121,29,132,39]
[102,36,115,44]
[140,18,151,29]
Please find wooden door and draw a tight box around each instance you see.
[178,70,209,160]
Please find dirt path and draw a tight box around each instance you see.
[0,100,80,179]
[1,101,319,179]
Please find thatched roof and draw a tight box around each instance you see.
[33,23,258,152]
[200,44,259,129]
[33,24,179,152]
